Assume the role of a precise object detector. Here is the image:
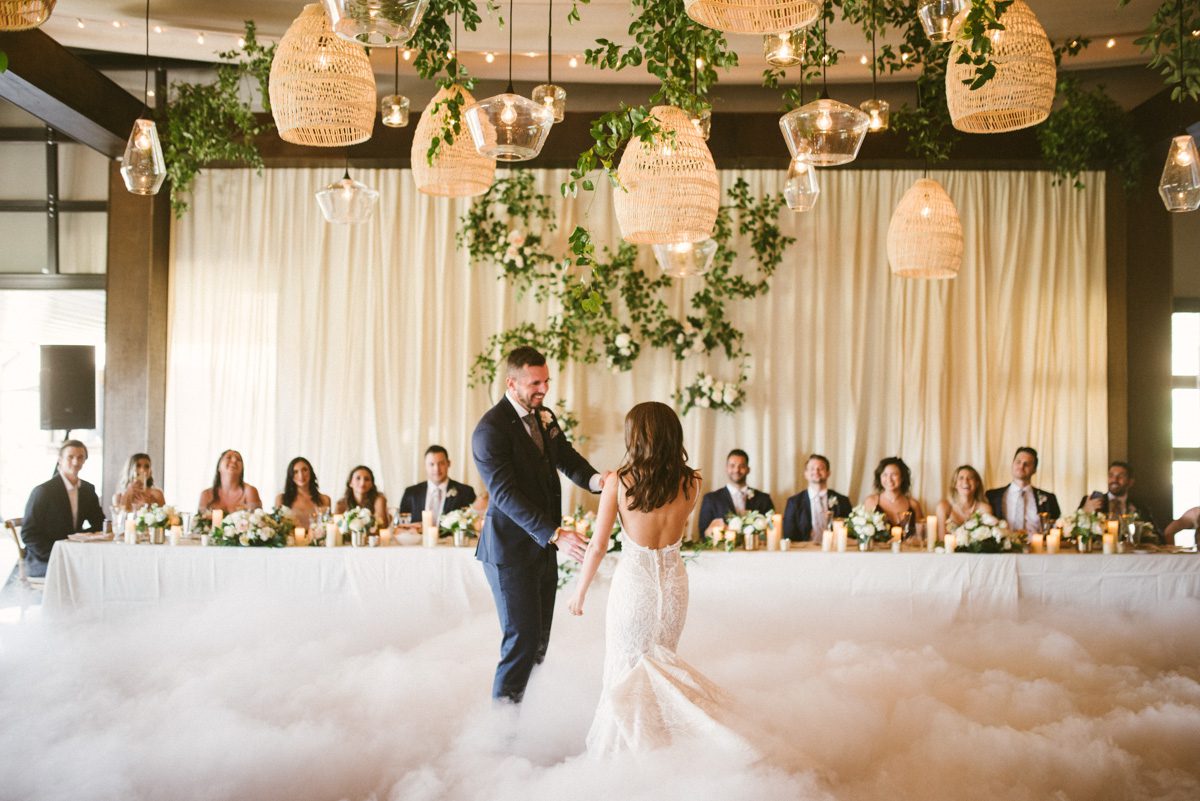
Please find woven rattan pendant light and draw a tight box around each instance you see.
[613,105,719,245]
[945,0,1054,133]
[0,0,54,29]
[684,0,818,36]
[887,178,962,279]
[412,84,497,197]
[269,4,377,147]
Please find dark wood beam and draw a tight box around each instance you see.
[0,28,142,158]
[0,274,105,289]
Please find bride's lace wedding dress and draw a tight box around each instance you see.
[585,523,755,757]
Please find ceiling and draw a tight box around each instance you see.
[43,0,1166,88]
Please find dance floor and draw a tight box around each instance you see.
[2,563,1198,801]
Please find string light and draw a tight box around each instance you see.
[402,48,412,60]
[112,20,122,28]
[485,51,495,63]
[568,55,578,68]
[196,31,205,44]
[1106,38,1116,48]
[76,18,84,27]
[859,54,868,65]
[153,24,162,33]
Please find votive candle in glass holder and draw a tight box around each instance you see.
[769,514,783,551]
[835,521,848,553]
[294,527,307,547]
[326,522,339,547]
[1029,532,1045,553]
[379,527,392,546]
[1047,527,1061,554]
[1102,532,1116,555]
[943,533,957,553]
[780,538,792,552]
[890,540,902,554]
[169,525,182,546]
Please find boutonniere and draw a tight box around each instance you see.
[447,488,458,498]
[745,489,755,500]
[538,409,553,428]
[1036,492,1048,506]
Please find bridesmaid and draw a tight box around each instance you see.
[334,465,390,526]
[863,456,924,537]
[112,452,166,511]
[935,465,993,533]
[198,449,263,514]
[274,456,331,528]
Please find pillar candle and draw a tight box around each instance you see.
[422,510,437,547]
[890,525,902,542]
[944,533,957,553]
[1102,532,1116,555]
[124,517,137,545]
[768,514,783,551]
[169,525,181,546]
[834,521,848,553]
[1106,519,1119,540]
[1029,532,1045,554]
[1047,527,1061,555]
[325,522,338,547]
[926,515,938,552]
[379,527,392,546]
[211,509,224,529]
[821,530,832,552]
[294,527,307,547]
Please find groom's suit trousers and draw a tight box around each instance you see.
[482,546,558,702]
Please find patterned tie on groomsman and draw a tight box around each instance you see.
[524,413,545,454]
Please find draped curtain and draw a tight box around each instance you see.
[165,168,1107,517]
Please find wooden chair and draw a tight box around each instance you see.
[5,517,45,590]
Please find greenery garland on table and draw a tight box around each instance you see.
[459,171,793,415]
[158,21,275,217]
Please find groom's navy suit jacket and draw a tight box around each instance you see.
[697,486,776,536]
[397,479,476,522]
[472,397,598,566]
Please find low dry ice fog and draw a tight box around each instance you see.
[2,575,1199,801]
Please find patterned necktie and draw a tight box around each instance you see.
[812,493,826,537]
[524,413,545,453]
[427,487,442,522]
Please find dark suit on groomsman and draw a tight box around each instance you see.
[399,479,475,524]
[783,488,852,542]
[697,485,776,535]
[473,393,599,702]
[1078,493,1156,531]
[21,472,104,577]
[985,484,1061,530]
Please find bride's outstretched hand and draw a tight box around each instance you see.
[568,591,585,616]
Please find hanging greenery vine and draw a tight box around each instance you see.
[159,21,275,217]
[459,172,793,414]
[406,0,487,163]
[1120,0,1200,101]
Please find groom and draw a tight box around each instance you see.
[472,346,605,703]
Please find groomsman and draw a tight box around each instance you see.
[782,454,852,543]
[698,449,776,536]
[398,445,476,526]
[985,446,1061,532]
[1079,461,1155,529]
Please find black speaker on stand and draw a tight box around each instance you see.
[40,345,96,438]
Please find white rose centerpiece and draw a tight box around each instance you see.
[847,505,889,547]
[950,511,1019,553]
[211,506,295,548]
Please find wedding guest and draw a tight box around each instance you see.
[782,454,851,542]
[274,456,331,528]
[20,440,105,577]
[698,449,775,536]
[935,465,993,531]
[863,456,924,537]
[111,452,166,512]
[198,449,263,514]
[1164,506,1199,545]
[985,446,1060,532]
[335,465,390,525]
[398,445,476,528]
[1079,461,1155,529]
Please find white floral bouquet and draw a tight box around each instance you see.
[1056,509,1104,545]
[440,507,482,538]
[133,504,181,532]
[676,372,746,414]
[563,506,623,551]
[338,507,378,539]
[722,509,771,550]
[847,505,889,544]
[503,228,527,269]
[951,511,1019,553]
[605,328,640,372]
[212,507,295,548]
[671,319,709,360]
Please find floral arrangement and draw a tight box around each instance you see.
[191,510,213,538]
[950,511,1020,553]
[847,505,890,544]
[212,507,295,547]
[677,372,746,414]
[338,507,378,539]
[562,505,623,552]
[440,507,482,538]
[605,328,640,372]
[721,509,772,551]
[670,319,710,361]
[133,504,181,532]
[1057,509,1104,545]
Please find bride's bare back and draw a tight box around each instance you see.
[616,474,702,550]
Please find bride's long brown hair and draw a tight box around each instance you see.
[617,402,697,513]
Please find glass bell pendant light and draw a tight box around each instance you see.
[652,239,718,278]
[917,0,966,43]
[531,0,566,123]
[122,0,166,195]
[380,48,410,127]
[315,167,380,223]
[321,0,429,46]
[764,30,804,68]
[464,0,553,160]
[690,106,712,141]
[783,153,819,212]
[1160,134,1200,213]
[859,0,889,132]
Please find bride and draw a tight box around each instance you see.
[567,401,752,756]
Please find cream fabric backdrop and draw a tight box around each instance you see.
[165,168,1107,518]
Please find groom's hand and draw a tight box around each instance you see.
[554,527,589,562]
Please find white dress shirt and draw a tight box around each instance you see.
[1004,483,1039,532]
[727,484,748,515]
[808,486,829,538]
[505,391,602,492]
[61,472,80,529]
[426,480,450,520]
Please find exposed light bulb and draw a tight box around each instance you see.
[816,110,833,132]
[568,56,578,68]
[153,24,162,33]
[402,48,412,61]
[543,95,555,108]
[485,52,495,63]
[196,32,205,44]
[1177,147,1194,167]
[500,100,518,126]
[111,20,122,28]
[868,110,883,131]
[134,129,153,151]
[1106,37,1116,48]
[859,54,869,65]
[76,18,84,28]
[695,57,705,69]
[147,89,156,98]
[901,51,910,62]
[669,242,694,254]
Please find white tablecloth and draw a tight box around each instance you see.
[43,541,1200,618]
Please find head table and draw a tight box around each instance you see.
[41,540,1200,619]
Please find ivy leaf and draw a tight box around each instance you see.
[0,50,8,74]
